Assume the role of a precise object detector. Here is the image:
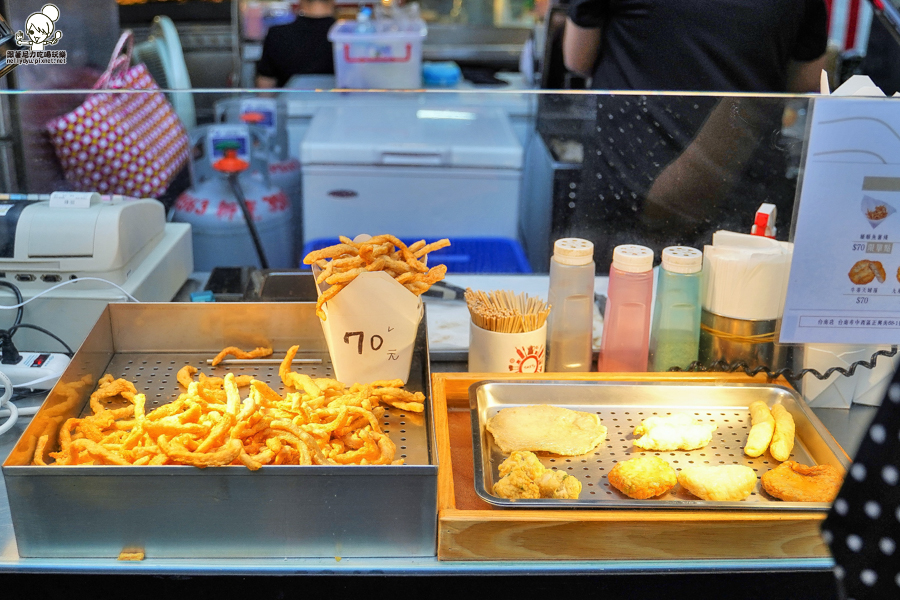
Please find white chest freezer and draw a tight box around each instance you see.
[299,105,523,245]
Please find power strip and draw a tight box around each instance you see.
[0,352,71,390]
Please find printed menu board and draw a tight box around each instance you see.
[781,97,900,344]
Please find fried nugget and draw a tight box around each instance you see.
[608,455,677,499]
[492,468,540,499]
[761,461,843,502]
[498,450,545,480]
[536,470,582,499]
[492,450,583,500]
[677,464,757,501]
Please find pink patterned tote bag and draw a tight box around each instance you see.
[46,31,190,197]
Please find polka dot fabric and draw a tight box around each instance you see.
[822,367,900,599]
[45,63,190,198]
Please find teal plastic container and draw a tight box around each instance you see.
[649,247,703,372]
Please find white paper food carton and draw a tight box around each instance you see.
[860,195,895,229]
[312,267,423,385]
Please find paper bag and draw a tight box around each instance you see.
[801,344,900,408]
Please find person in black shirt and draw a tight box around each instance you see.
[553,1,828,270]
[255,0,336,88]
[562,0,828,93]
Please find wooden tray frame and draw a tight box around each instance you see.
[433,372,845,562]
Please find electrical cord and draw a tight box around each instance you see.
[0,276,140,358]
[0,276,140,310]
[0,280,24,327]
[0,277,142,434]
[8,324,74,357]
[668,345,899,381]
[0,371,19,436]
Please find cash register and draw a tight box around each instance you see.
[0,194,192,352]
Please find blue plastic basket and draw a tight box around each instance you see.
[301,237,532,274]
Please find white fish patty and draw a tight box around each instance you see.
[486,404,607,456]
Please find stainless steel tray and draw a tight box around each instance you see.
[3,303,437,558]
[470,380,848,511]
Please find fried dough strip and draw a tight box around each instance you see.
[744,400,775,458]
[176,365,197,388]
[325,267,367,286]
[158,435,243,467]
[32,435,49,466]
[315,282,345,320]
[769,404,795,462]
[71,438,131,465]
[211,346,273,366]
[303,243,357,265]
[238,447,276,470]
[413,238,450,258]
[270,420,333,465]
[89,378,137,414]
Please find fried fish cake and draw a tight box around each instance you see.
[632,412,717,451]
[849,260,886,285]
[677,464,757,501]
[608,455,677,499]
[761,461,843,502]
[486,404,607,455]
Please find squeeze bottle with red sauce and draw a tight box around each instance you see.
[598,245,654,372]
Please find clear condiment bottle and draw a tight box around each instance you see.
[649,246,703,372]
[546,238,595,372]
[598,245,654,372]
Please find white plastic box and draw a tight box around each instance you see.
[328,19,427,89]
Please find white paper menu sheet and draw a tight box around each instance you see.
[781,97,900,344]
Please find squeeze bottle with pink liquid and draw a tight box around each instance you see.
[598,245,654,372]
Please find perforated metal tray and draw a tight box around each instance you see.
[3,303,437,558]
[470,380,848,511]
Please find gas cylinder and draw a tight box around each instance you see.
[216,97,303,264]
[172,124,294,271]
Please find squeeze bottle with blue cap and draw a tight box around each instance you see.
[546,238,595,372]
[649,246,703,372]
[598,245,654,372]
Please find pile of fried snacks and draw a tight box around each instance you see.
[32,345,425,469]
[303,234,450,320]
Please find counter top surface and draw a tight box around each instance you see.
[0,274,883,576]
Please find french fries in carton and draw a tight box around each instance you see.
[312,267,423,384]
[306,234,449,385]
